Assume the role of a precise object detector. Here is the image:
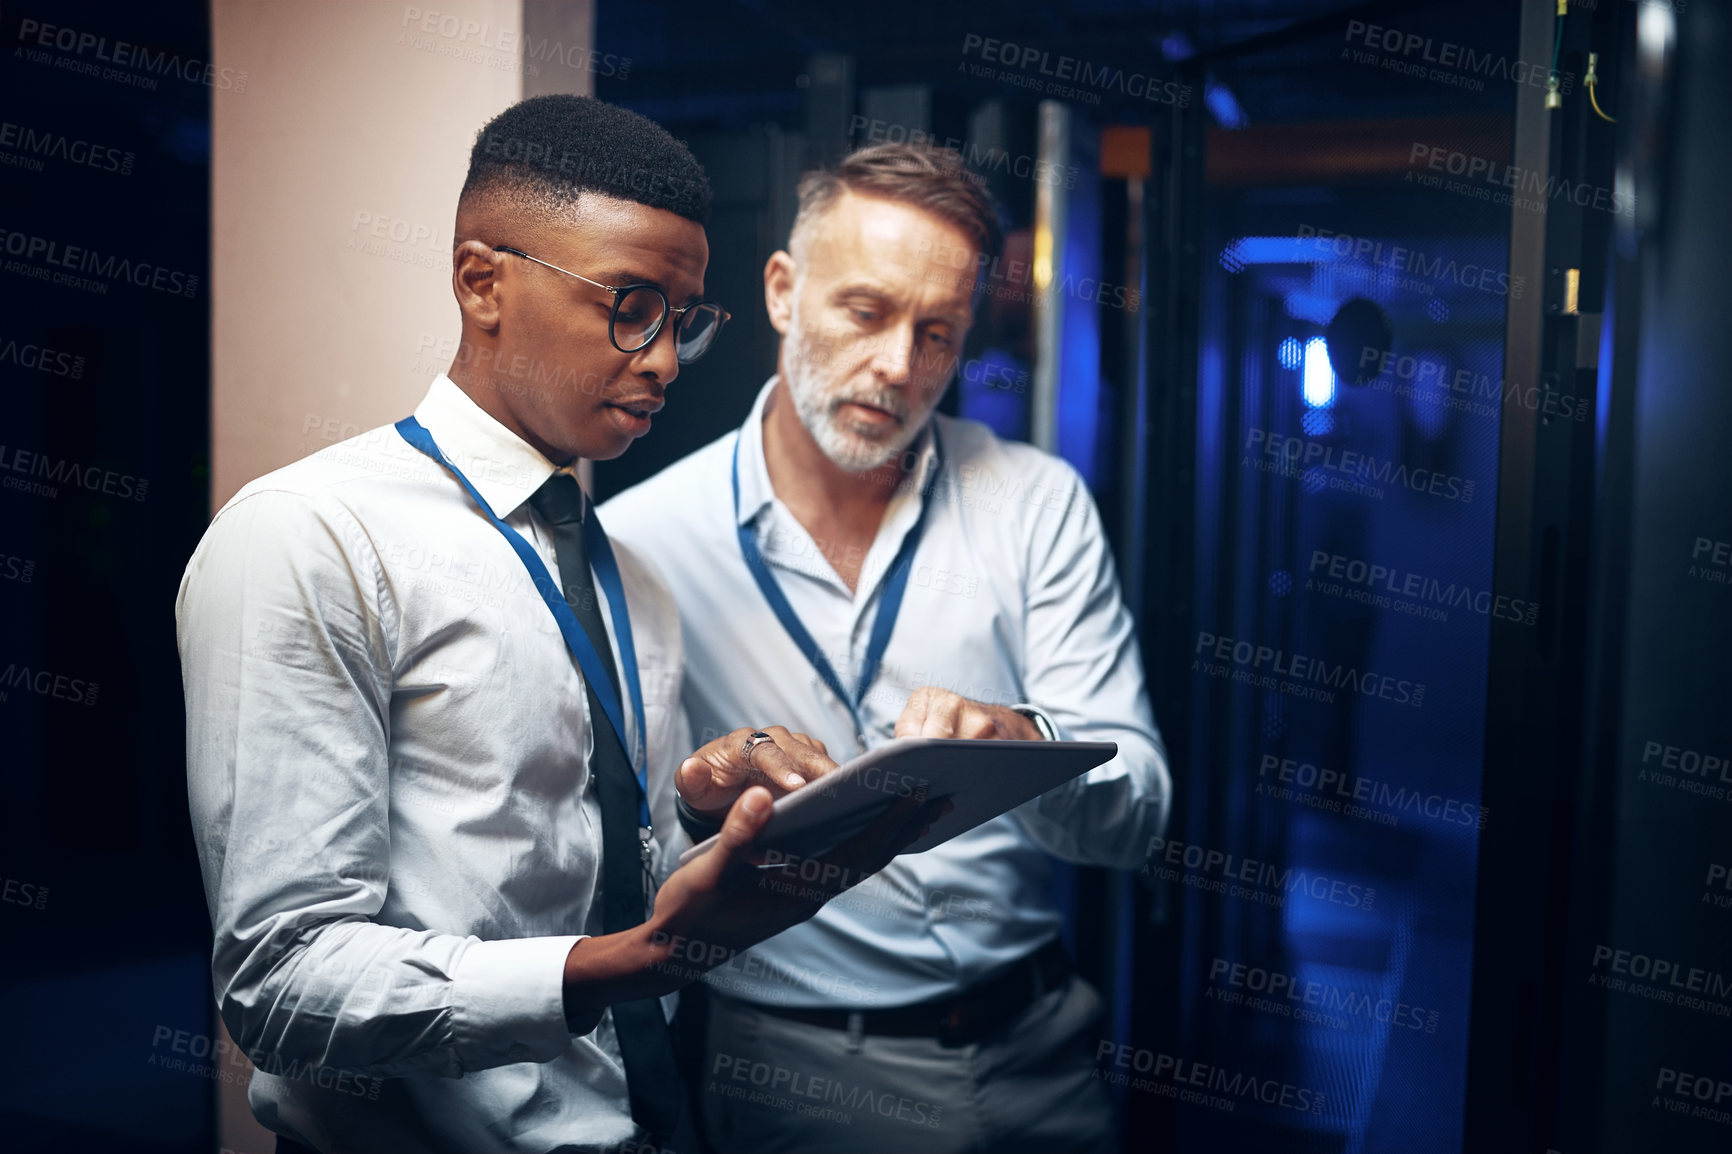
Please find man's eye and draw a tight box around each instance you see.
[924,331,953,347]
[850,308,879,323]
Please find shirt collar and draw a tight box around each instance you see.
[734,376,940,528]
[413,374,563,519]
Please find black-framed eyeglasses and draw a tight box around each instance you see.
[492,245,730,363]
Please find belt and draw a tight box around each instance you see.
[745,939,1071,1048]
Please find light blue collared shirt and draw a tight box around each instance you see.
[602,379,1170,1008]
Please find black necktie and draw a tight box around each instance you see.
[529,473,683,1138]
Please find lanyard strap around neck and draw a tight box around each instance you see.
[730,422,944,741]
[395,417,650,825]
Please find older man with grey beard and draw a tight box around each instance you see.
[602,142,1170,1154]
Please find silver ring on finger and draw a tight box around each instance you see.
[742,730,774,769]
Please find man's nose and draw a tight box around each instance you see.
[868,321,916,385]
[630,318,681,387]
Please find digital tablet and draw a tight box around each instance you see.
[676,736,1118,866]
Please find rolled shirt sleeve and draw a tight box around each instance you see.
[1010,465,1172,869]
[179,489,577,1081]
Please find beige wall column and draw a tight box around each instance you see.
[212,0,597,512]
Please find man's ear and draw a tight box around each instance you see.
[763,250,796,337]
[453,240,503,330]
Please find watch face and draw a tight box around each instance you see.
[1015,707,1055,740]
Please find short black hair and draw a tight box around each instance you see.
[461,95,711,224]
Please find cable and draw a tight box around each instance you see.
[1586,51,1618,122]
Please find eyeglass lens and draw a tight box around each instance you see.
[673,303,725,363]
[611,286,666,353]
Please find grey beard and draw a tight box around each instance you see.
[786,376,917,473]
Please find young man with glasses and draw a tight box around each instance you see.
[603,142,1171,1153]
[177,96,931,1154]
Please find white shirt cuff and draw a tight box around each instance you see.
[1011,703,1062,741]
[451,934,582,1070]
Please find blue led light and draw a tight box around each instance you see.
[1278,336,1303,370]
[1303,336,1336,408]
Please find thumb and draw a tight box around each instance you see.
[677,756,708,802]
[716,786,774,856]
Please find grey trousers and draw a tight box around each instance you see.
[699,975,1117,1154]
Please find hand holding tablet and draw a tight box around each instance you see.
[678,736,1118,867]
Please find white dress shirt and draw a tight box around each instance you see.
[176,375,690,1153]
[601,379,1170,1008]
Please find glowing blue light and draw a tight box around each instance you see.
[1278,337,1303,370]
[1205,82,1248,130]
[1303,336,1335,408]
[1229,237,1345,265]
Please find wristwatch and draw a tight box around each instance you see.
[675,792,725,841]
[1010,704,1058,741]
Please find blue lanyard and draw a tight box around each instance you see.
[729,423,944,745]
[395,417,650,828]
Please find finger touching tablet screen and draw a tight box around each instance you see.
[677,736,1118,866]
